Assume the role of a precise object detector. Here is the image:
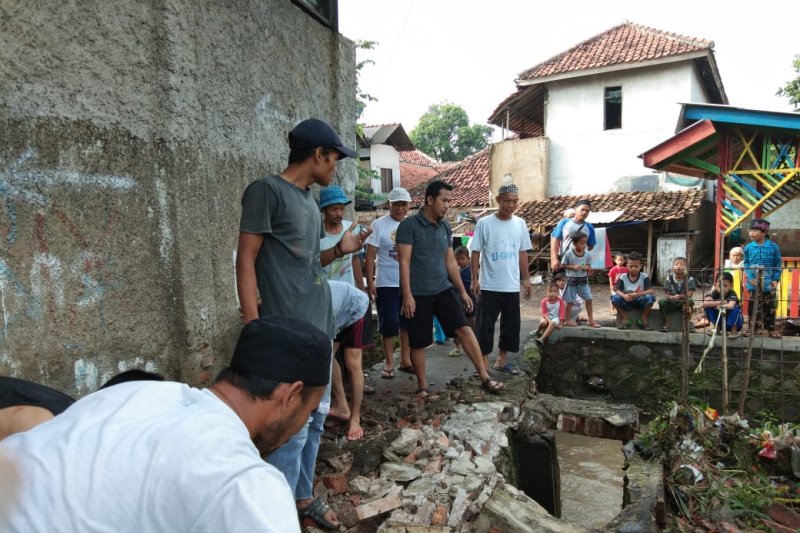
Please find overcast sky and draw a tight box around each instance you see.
[339,0,798,134]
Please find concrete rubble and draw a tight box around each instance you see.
[314,400,597,532]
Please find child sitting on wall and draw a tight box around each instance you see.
[608,254,628,315]
[611,252,655,330]
[657,257,696,332]
[536,282,565,346]
[703,271,743,338]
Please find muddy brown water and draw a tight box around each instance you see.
[556,431,625,529]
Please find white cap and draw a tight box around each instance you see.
[387,187,412,203]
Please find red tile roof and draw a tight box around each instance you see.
[399,150,461,191]
[407,147,492,208]
[399,149,438,166]
[518,22,712,82]
[400,161,440,191]
[516,189,706,229]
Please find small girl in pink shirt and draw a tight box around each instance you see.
[536,283,566,346]
[608,254,628,315]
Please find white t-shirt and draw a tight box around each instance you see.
[470,214,533,292]
[321,220,357,286]
[1,382,300,533]
[365,214,402,288]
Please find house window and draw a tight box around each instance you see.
[292,0,337,30]
[380,168,393,193]
[604,86,622,130]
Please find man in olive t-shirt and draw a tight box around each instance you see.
[236,118,370,530]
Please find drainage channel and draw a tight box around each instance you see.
[556,431,624,529]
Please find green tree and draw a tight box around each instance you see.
[410,103,494,162]
[355,40,378,120]
[776,54,800,111]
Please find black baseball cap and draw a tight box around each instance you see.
[289,118,357,160]
[230,315,332,387]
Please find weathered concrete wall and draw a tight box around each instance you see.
[0,1,356,395]
[537,328,800,421]
[489,138,548,203]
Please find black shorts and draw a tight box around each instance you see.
[406,288,469,349]
[335,301,374,349]
[375,287,408,337]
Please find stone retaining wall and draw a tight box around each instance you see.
[537,328,800,420]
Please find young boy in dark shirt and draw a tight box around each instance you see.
[450,246,476,356]
[703,271,743,338]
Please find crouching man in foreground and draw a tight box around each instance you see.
[0,315,331,533]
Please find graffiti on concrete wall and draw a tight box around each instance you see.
[0,147,136,346]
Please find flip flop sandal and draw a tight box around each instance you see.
[617,320,630,330]
[727,332,741,339]
[493,364,519,375]
[472,371,481,379]
[448,348,462,357]
[298,498,339,531]
[481,379,504,394]
[398,365,415,374]
[380,368,395,379]
[659,326,669,333]
[636,319,653,331]
[588,322,602,328]
[416,388,430,399]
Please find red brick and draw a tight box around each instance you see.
[321,473,349,494]
[404,446,422,464]
[431,504,449,526]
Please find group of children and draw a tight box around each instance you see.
[535,218,783,341]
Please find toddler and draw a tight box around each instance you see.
[608,254,628,315]
[536,283,565,345]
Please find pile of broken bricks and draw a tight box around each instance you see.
[315,401,524,531]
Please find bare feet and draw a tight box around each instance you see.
[347,418,363,441]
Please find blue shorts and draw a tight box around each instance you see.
[375,286,407,337]
[562,282,592,304]
[611,294,656,310]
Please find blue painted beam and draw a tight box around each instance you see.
[681,103,800,132]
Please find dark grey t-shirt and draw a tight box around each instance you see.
[396,211,453,296]
[239,174,334,338]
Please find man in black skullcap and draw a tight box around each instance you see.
[1,316,330,532]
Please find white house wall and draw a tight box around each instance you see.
[546,62,708,196]
[367,143,401,193]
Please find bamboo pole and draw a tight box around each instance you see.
[719,230,729,414]
[646,221,654,278]
[739,268,762,417]
[679,235,691,407]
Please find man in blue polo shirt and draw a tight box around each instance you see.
[396,180,504,398]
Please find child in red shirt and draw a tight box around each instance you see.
[608,254,628,315]
[536,283,566,346]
